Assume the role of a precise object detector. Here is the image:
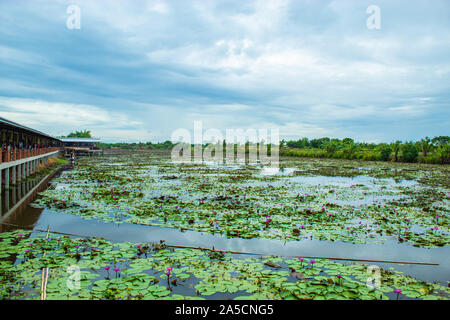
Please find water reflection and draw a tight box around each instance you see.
[0,173,58,233]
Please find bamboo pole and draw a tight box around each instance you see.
[40,226,50,300]
[163,244,440,266]
[165,243,260,256]
[288,255,440,266]
[43,267,49,300]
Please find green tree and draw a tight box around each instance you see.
[324,141,338,154]
[310,137,330,149]
[379,144,392,161]
[342,142,357,159]
[342,138,354,145]
[431,136,450,146]
[401,142,418,163]
[419,137,433,157]
[391,141,402,162]
[437,143,450,164]
[67,130,92,138]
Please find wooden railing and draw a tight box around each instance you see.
[0,147,60,164]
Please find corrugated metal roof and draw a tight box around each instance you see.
[0,116,60,140]
[61,138,100,143]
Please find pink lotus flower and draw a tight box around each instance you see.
[394,289,402,300]
[105,266,110,270]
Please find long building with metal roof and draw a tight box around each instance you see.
[0,116,61,149]
[0,116,62,193]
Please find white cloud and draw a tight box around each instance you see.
[387,105,428,118]
[308,104,377,121]
[1,0,449,142]
[0,97,143,139]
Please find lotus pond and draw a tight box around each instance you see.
[1,153,449,300]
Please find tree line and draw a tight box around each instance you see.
[59,129,450,164]
[280,136,449,164]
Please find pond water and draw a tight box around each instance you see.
[1,156,449,300]
[4,203,448,286]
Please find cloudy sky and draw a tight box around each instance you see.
[0,0,449,143]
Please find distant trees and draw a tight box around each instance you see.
[432,136,449,146]
[391,141,402,162]
[280,136,449,164]
[419,137,432,157]
[401,142,419,163]
[67,130,92,138]
[379,144,392,161]
[99,140,174,150]
[324,141,338,154]
[310,137,330,149]
[87,134,450,164]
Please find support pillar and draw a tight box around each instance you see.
[4,168,9,190]
[11,166,16,185]
[12,186,16,205]
[4,188,9,211]
[17,164,21,181]
[17,182,22,199]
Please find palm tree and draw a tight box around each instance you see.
[391,141,402,162]
[437,143,450,164]
[67,130,92,138]
[420,137,432,157]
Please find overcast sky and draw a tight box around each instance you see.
[0,0,449,143]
